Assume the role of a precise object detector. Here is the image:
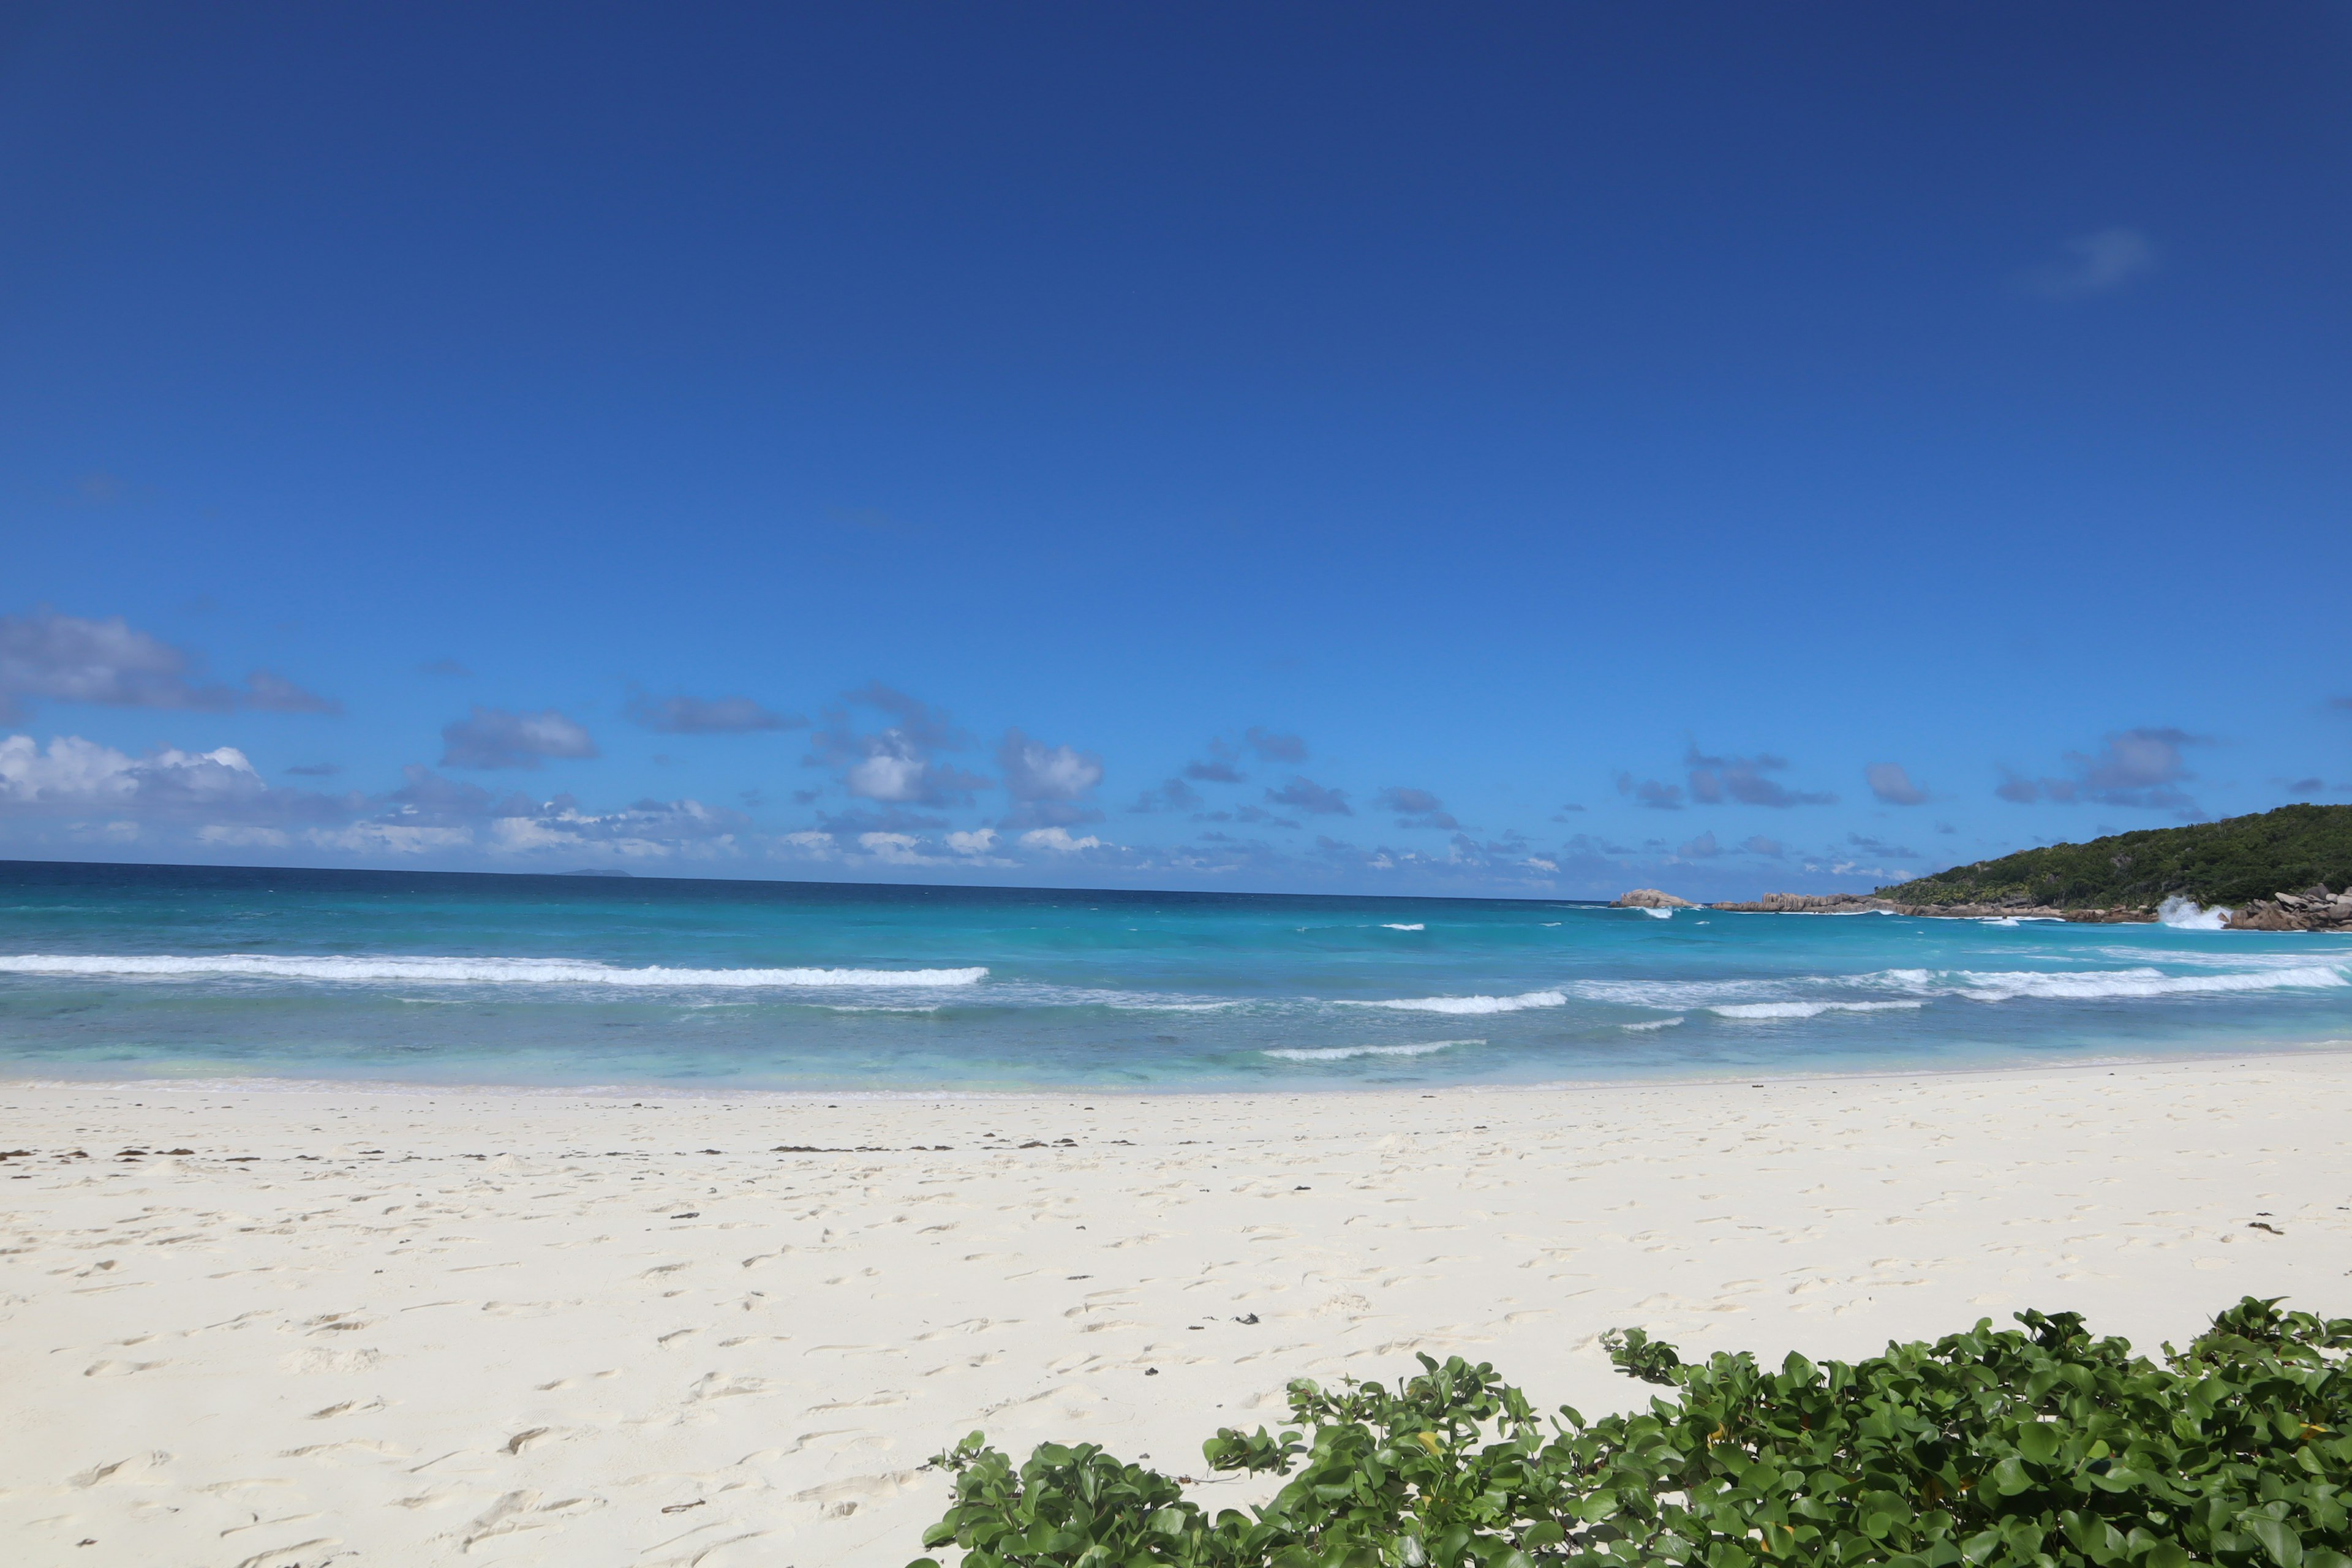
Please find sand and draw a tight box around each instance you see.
[4,1054,2351,1567]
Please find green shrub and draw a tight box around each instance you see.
[908,1297,2352,1568]
[1877,803,2352,910]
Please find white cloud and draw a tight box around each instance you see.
[0,733,270,810]
[307,822,474,856]
[859,831,939,865]
[197,824,291,848]
[1019,826,1106,853]
[845,746,932,802]
[0,733,141,804]
[805,684,987,808]
[481,796,744,859]
[946,827,998,855]
[998,729,1104,801]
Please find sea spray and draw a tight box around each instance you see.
[2158,894,2233,930]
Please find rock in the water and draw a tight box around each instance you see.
[1614,888,1697,908]
[1708,892,2147,921]
[2226,886,2352,932]
[1710,892,1891,914]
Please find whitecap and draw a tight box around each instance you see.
[1949,965,2345,1001]
[1621,1016,1685,1031]
[1355,989,1568,1015]
[1641,907,1673,920]
[0,954,989,988]
[1710,1001,1925,1020]
[1263,1039,1479,1062]
[1379,923,1426,932]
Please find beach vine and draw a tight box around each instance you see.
[909,1296,2352,1568]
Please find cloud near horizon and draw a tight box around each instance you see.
[0,733,344,824]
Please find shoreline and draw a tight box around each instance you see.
[8,1057,2352,1564]
[8,1031,2352,1104]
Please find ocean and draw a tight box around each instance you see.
[1,859,2346,1093]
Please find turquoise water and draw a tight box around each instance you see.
[1,861,2347,1091]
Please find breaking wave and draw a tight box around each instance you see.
[1359,989,1567,1015]
[1576,961,2350,1015]
[1263,1039,1479,1061]
[0,954,990,988]
[1923,965,2346,1002]
[1711,1000,1926,1020]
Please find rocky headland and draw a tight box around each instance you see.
[1699,892,2147,922]
[2226,888,2352,932]
[1657,885,2352,932]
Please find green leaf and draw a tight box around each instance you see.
[2016,1424,2061,1465]
[2244,1514,2305,1568]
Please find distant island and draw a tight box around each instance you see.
[1626,804,2352,930]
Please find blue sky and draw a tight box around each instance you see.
[3,3,2348,898]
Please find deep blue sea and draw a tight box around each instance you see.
[0,861,2346,1092]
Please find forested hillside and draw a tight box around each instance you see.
[1882,803,2352,910]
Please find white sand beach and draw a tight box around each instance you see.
[6,1055,2351,1568]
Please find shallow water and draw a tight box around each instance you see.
[0,861,2346,1090]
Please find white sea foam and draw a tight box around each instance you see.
[1379,923,1426,931]
[1263,1039,1479,1062]
[1573,958,2351,1017]
[2158,895,2233,930]
[1710,1000,1926,1020]
[1572,978,1785,1009]
[1359,989,1567,1015]
[0,954,990,988]
[1642,907,1673,920]
[1622,1016,1685,1031]
[1941,965,2345,1002]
